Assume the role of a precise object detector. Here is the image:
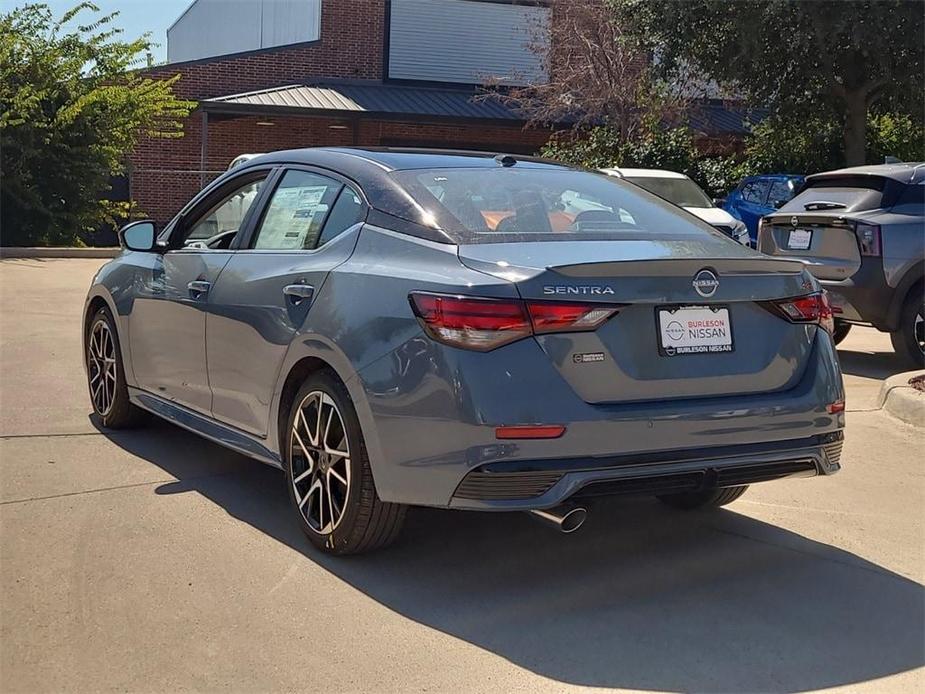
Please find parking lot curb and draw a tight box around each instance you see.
[0,247,120,259]
[877,370,925,427]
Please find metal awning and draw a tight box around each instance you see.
[202,82,766,135]
[202,82,524,124]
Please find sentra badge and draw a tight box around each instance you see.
[543,285,614,296]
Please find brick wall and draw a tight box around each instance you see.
[132,114,549,224]
[145,0,386,99]
[129,0,553,225]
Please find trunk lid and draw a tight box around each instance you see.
[458,240,817,405]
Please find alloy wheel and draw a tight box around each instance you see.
[290,391,352,534]
[88,319,117,416]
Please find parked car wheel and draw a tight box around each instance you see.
[890,283,925,367]
[657,485,748,510]
[832,321,852,345]
[86,307,144,429]
[285,372,406,555]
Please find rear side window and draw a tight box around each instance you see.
[623,176,713,208]
[741,180,769,204]
[892,183,925,215]
[767,180,797,209]
[781,176,886,214]
[318,187,365,246]
[389,167,727,244]
[252,170,344,250]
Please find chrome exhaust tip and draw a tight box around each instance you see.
[528,504,588,533]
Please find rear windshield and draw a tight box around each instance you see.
[780,176,885,213]
[390,167,726,244]
[623,176,713,208]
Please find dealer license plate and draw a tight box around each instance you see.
[787,228,812,250]
[658,306,733,356]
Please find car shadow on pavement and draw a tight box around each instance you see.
[97,417,925,693]
[837,347,913,381]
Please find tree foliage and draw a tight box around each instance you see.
[544,110,925,199]
[488,0,686,141]
[1,2,194,246]
[610,0,925,166]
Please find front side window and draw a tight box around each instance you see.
[252,170,345,250]
[390,167,726,244]
[184,178,265,244]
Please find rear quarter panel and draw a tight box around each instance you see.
[266,224,518,464]
[879,211,925,288]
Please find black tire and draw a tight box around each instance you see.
[890,283,925,368]
[86,307,145,429]
[831,321,852,346]
[657,485,748,510]
[284,371,406,555]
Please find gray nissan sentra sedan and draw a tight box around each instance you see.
[84,148,846,554]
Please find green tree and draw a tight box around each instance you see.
[612,0,924,166]
[0,2,194,246]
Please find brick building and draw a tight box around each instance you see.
[131,0,559,224]
[131,0,754,225]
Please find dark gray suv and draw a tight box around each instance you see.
[758,163,925,366]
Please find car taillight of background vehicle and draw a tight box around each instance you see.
[768,292,835,334]
[409,292,622,351]
[856,222,881,256]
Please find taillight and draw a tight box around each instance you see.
[408,294,531,350]
[856,222,881,256]
[409,292,621,351]
[527,302,618,334]
[771,292,835,334]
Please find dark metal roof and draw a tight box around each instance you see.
[203,82,523,123]
[205,82,768,136]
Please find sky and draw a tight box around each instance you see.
[9,0,192,63]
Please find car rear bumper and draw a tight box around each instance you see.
[355,328,845,509]
[450,431,842,510]
[822,257,896,330]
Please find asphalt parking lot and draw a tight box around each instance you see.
[1,258,922,693]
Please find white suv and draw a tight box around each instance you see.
[602,168,751,246]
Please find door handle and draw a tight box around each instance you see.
[283,283,314,304]
[187,280,211,299]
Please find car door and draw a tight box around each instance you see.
[737,178,772,239]
[206,167,367,435]
[128,170,270,414]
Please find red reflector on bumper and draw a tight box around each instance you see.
[826,401,846,414]
[495,425,566,439]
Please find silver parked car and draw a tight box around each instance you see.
[84,148,846,555]
[758,163,925,365]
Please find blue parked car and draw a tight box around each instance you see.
[723,174,805,244]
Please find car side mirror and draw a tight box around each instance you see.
[712,197,726,207]
[119,220,157,252]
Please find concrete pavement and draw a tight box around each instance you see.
[1,258,922,692]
